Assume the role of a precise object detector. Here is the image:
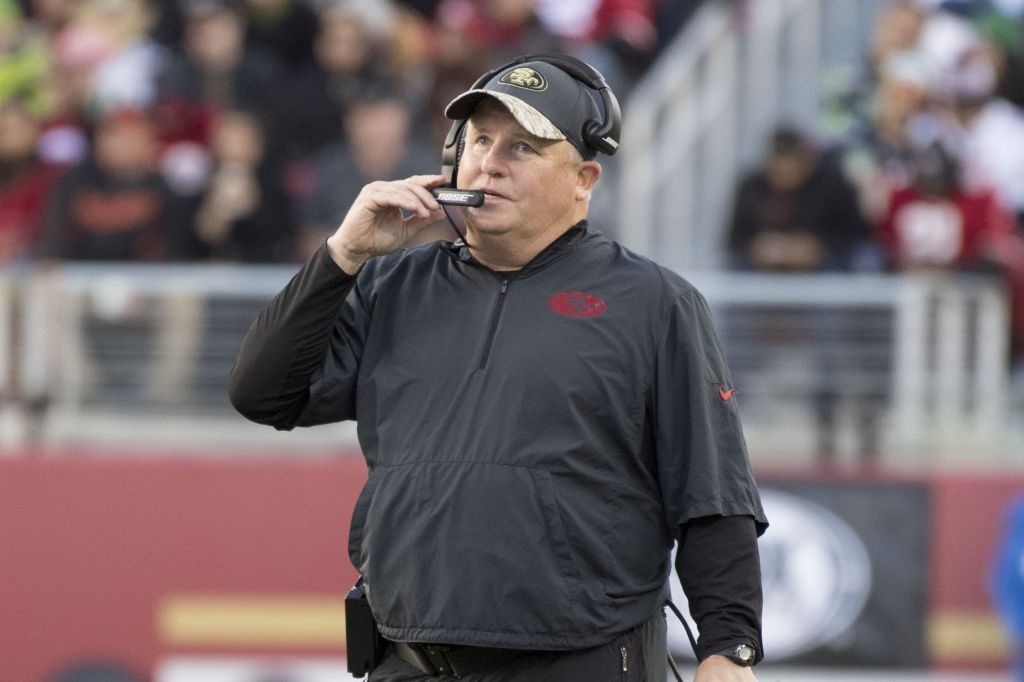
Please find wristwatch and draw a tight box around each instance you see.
[714,643,756,666]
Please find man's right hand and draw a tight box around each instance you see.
[326,175,448,274]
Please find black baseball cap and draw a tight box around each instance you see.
[444,60,604,160]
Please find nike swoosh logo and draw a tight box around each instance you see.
[719,386,736,401]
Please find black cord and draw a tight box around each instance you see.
[441,204,468,245]
[665,599,699,682]
[665,599,699,653]
[667,651,684,682]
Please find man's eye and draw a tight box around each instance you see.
[515,142,535,154]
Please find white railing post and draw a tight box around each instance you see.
[974,281,1010,436]
[934,281,967,443]
[892,277,930,455]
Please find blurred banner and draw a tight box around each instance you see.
[669,480,929,667]
[760,482,929,666]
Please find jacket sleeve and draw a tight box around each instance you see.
[228,243,368,429]
[676,515,764,663]
[651,287,768,534]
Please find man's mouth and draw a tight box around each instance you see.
[480,189,510,201]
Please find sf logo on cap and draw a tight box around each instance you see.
[500,67,547,91]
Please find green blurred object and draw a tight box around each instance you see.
[973,9,1024,55]
[0,0,54,118]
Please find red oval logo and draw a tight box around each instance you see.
[547,291,607,318]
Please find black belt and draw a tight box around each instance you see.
[391,641,534,678]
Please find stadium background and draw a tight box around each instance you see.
[2,0,1024,680]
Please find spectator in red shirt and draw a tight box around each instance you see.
[879,141,1024,368]
[0,97,67,262]
[43,106,191,260]
[878,141,1012,270]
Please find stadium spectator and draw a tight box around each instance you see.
[728,126,872,273]
[0,97,67,262]
[298,87,437,260]
[40,22,111,166]
[435,0,563,68]
[877,141,1012,271]
[73,0,171,111]
[239,0,319,72]
[20,0,76,34]
[819,0,925,144]
[838,50,939,225]
[940,44,1024,227]
[430,0,563,137]
[42,106,191,260]
[189,108,292,262]
[281,2,400,164]
[535,0,659,94]
[878,139,1024,368]
[865,0,926,92]
[158,0,287,128]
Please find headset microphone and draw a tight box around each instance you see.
[431,188,484,207]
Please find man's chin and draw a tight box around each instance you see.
[465,214,514,237]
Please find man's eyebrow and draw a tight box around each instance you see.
[467,121,558,148]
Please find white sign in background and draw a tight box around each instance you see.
[668,489,873,660]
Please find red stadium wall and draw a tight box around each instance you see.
[1,454,1021,680]
[0,453,367,682]
[929,474,1024,668]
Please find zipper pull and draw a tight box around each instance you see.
[501,279,508,292]
[620,645,628,672]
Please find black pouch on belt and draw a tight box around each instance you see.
[345,577,386,676]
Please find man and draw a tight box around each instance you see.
[229,55,767,681]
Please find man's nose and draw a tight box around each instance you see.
[479,145,508,176]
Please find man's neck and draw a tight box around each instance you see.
[465,205,588,270]
[468,221,581,271]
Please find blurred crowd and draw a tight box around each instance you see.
[727,0,1024,369]
[0,0,692,266]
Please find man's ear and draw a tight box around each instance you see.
[576,160,602,199]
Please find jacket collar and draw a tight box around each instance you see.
[446,220,592,277]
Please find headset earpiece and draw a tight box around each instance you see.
[441,118,467,186]
[585,81,621,156]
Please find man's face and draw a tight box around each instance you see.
[456,100,593,240]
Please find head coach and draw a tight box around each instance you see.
[229,53,768,681]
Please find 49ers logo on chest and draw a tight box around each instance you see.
[547,291,607,318]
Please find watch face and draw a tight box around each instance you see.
[727,644,756,666]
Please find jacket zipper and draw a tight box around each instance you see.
[479,278,509,369]
[620,645,628,672]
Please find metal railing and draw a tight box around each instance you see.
[1,263,354,451]
[688,271,1013,467]
[0,264,1016,467]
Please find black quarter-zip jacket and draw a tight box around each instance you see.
[229,222,767,653]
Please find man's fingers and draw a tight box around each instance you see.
[407,182,443,215]
[402,212,445,237]
[331,175,449,269]
[399,175,448,216]
[364,180,442,218]
[404,174,449,187]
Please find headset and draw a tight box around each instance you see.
[439,53,622,191]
